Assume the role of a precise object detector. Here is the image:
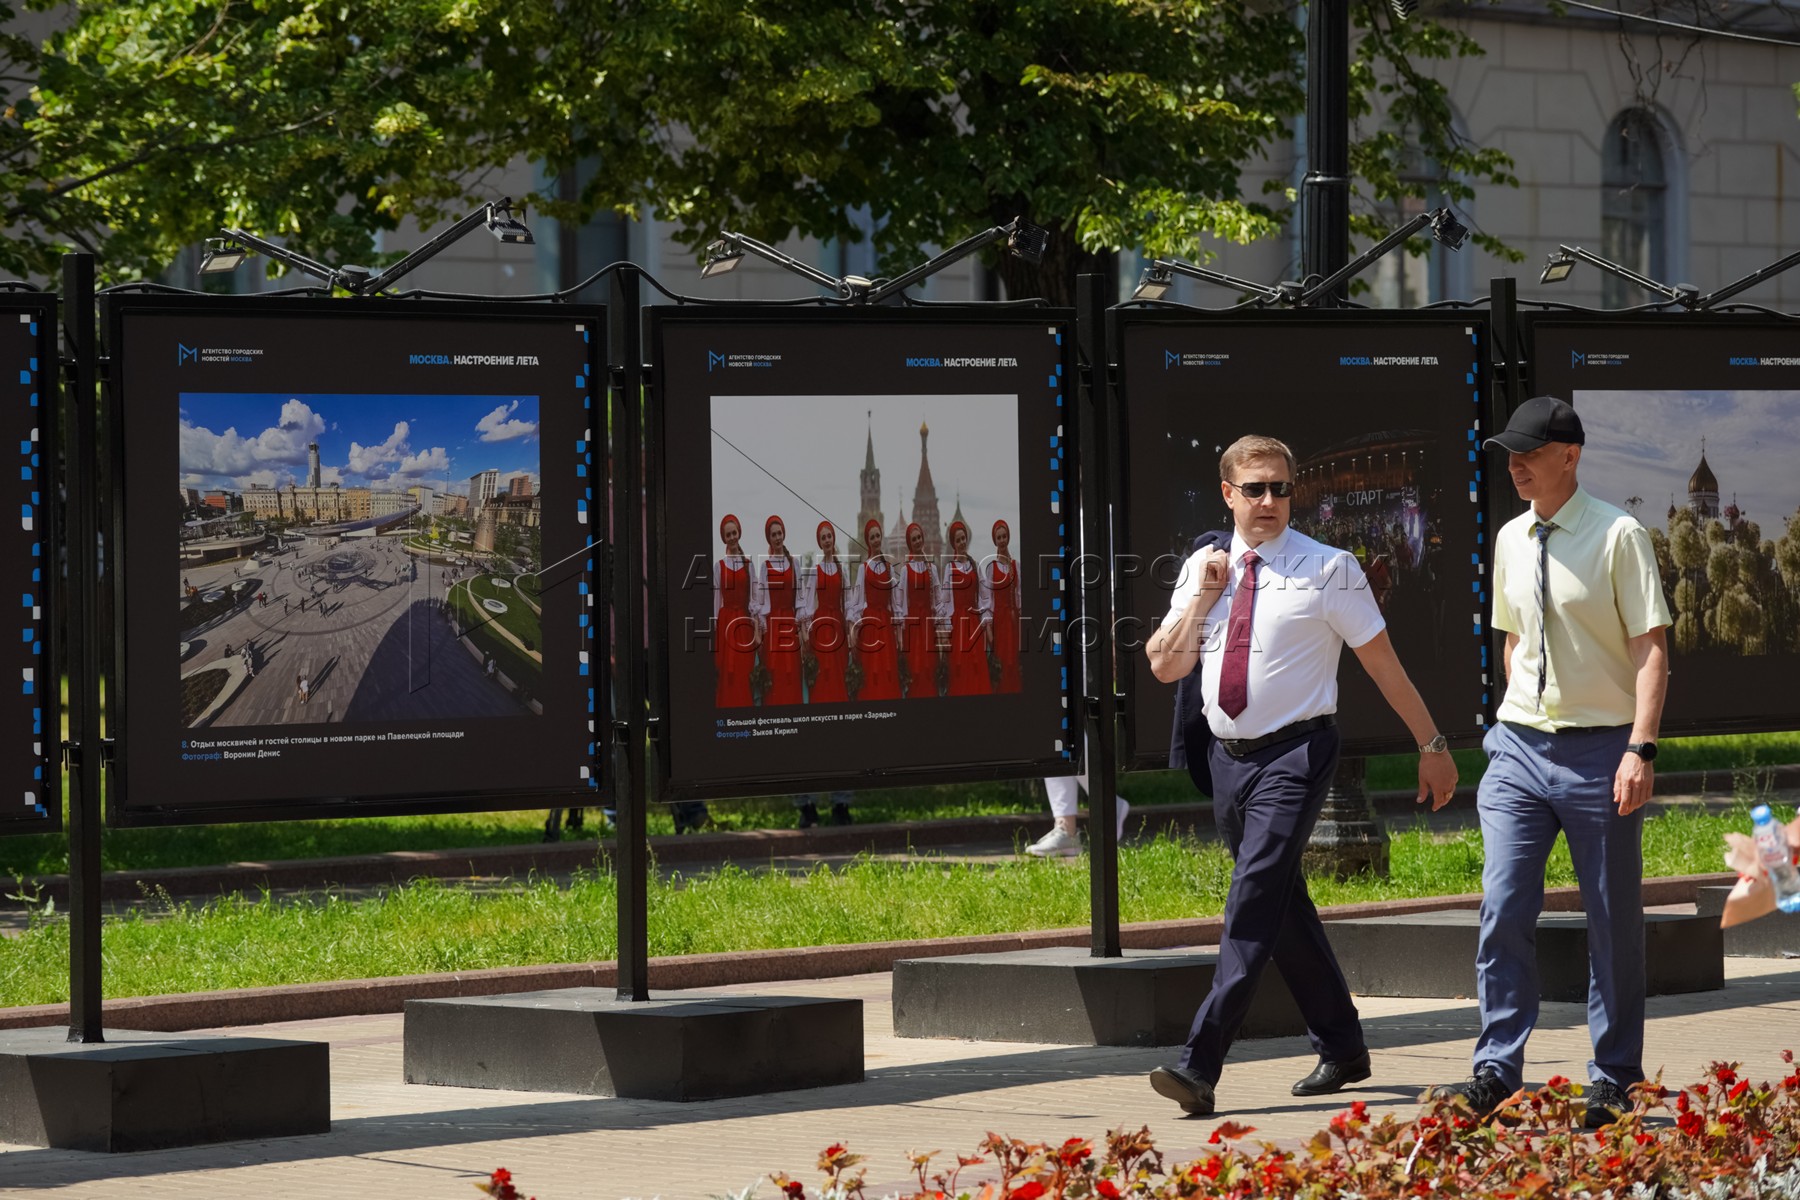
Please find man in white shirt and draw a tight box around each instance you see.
[1428,396,1670,1129]
[1143,434,1458,1115]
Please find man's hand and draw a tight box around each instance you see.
[1417,751,1457,811]
[1614,752,1653,815]
[1198,547,1230,592]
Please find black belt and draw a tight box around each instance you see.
[1218,714,1336,758]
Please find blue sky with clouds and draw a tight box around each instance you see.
[1575,389,1800,534]
[178,392,540,495]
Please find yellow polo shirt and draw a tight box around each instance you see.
[1491,486,1671,732]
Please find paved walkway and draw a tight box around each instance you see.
[181,536,525,728]
[6,956,1798,1198]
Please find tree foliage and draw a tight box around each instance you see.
[2,0,1518,302]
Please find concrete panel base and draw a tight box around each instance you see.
[404,989,862,1101]
[891,946,1307,1045]
[0,1027,329,1152]
[1325,910,1723,1000]
[1696,886,1800,958]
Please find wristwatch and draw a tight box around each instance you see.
[1626,741,1658,762]
[1418,734,1449,754]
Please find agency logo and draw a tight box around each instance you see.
[1570,350,1584,367]
[707,350,727,372]
[178,343,198,365]
[1165,350,1180,370]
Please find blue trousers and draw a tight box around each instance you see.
[1183,726,1365,1082]
[1475,720,1644,1090]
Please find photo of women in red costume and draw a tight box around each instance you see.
[901,522,940,698]
[750,515,803,705]
[801,520,850,703]
[939,519,990,696]
[713,514,757,707]
[982,518,1021,693]
[847,517,903,701]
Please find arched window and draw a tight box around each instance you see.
[1601,108,1669,308]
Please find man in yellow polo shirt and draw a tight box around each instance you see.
[1429,395,1670,1129]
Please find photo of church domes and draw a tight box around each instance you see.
[1571,389,1800,658]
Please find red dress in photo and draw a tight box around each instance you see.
[761,559,803,705]
[808,565,849,703]
[945,559,990,696]
[855,561,903,701]
[714,557,754,708]
[987,558,1021,693]
[903,560,938,698]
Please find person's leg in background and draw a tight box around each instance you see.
[795,790,855,828]
[1025,765,1130,858]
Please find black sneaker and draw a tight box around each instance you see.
[1583,1079,1629,1129]
[829,802,853,826]
[797,802,821,829]
[1426,1067,1511,1117]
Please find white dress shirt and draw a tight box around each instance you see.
[1162,526,1386,741]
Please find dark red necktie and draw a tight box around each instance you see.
[1217,550,1260,719]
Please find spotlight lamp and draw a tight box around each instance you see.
[1428,208,1469,251]
[1389,0,1420,19]
[484,200,534,245]
[198,239,251,275]
[1130,259,1284,305]
[700,238,746,278]
[200,196,535,294]
[1538,243,1699,306]
[1131,264,1174,302]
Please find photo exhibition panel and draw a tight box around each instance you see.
[1529,315,1800,738]
[111,299,600,822]
[1118,313,1491,765]
[654,312,1079,799]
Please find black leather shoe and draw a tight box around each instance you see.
[1292,1051,1372,1096]
[797,802,820,829]
[1149,1065,1216,1115]
[829,802,853,826]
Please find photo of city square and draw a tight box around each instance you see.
[176,392,546,728]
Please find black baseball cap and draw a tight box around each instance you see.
[1485,395,1585,453]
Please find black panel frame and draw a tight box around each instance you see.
[646,304,1083,803]
[1110,306,1499,769]
[1521,309,1800,740]
[0,293,61,835]
[101,294,607,826]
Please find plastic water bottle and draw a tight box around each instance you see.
[1751,805,1800,915]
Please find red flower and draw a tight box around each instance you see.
[1057,1137,1092,1165]
[492,1170,512,1185]
[1677,1111,1705,1138]
[1717,1068,1737,1087]
[1011,1183,1048,1200]
[1729,1079,1750,1101]
[1545,1075,1569,1089]
[1096,1182,1122,1199]
[779,1183,805,1200]
[1676,1091,1690,1113]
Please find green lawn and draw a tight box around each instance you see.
[463,574,543,653]
[0,803,1770,1008]
[3,731,1795,880]
[445,582,541,694]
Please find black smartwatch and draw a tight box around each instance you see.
[1626,741,1658,762]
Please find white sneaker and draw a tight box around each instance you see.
[1025,826,1082,858]
[1116,797,1132,841]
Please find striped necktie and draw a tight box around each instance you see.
[1533,520,1555,709]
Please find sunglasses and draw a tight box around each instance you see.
[1225,479,1295,499]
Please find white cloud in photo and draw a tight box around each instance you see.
[347,421,411,478]
[475,400,538,443]
[1575,389,1800,534]
[179,398,327,477]
[393,446,451,479]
